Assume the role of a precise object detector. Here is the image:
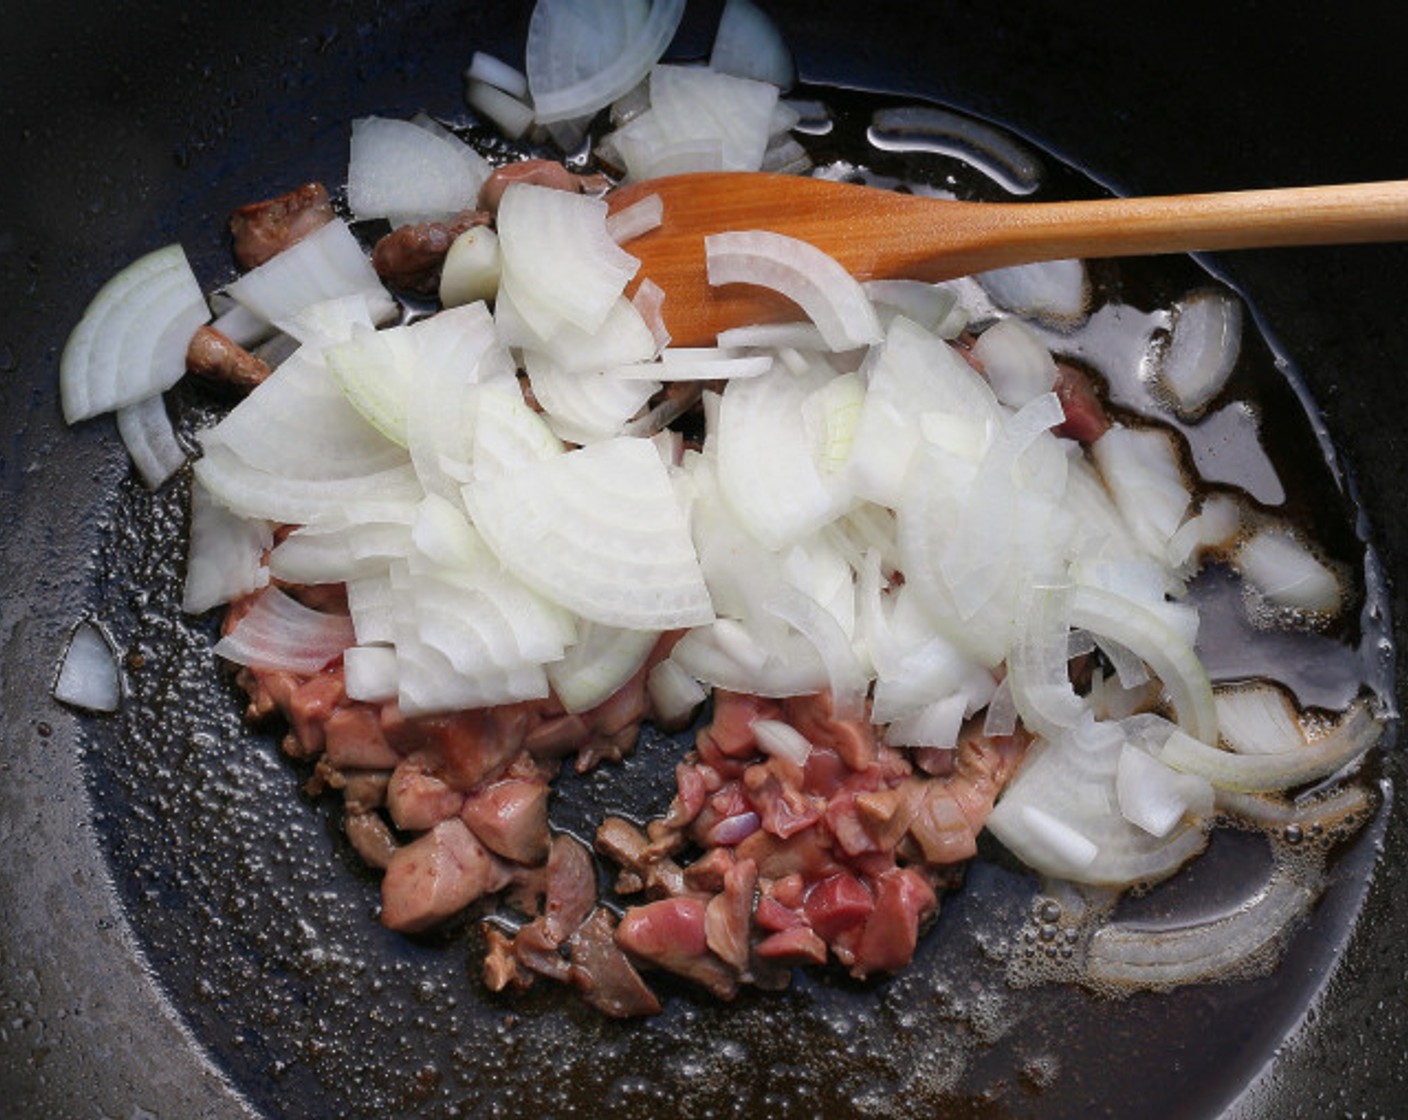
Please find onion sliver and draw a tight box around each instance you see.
[1086,872,1312,988]
[61,243,209,423]
[53,621,122,713]
[527,0,685,125]
[547,622,658,713]
[466,51,528,99]
[182,480,272,614]
[463,435,713,630]
[647,65,780,172]
[213,587,355,673]
[348,115,490,226]
[709,0,795,90]
[116,393,186,489]
[1157,289,1242,416]
[465,80,535,142]
[1068,584,1217,745]
[1157,702,1381,793]
[762,585,867,719]
[647,657,708,725]
[344,644,399,703]
[497,184,640,336]
[705,230,881,351]
[976,258,1088,325]
[225,219,395,328]
[1238,529,1341,613]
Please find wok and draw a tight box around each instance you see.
[2,1,1405,1116]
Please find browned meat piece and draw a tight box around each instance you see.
[386,703,531,792]
[704,857,757,972]
[345,810,399,871]
[567,908,662,1018]
[185,326,270,393]
[514,919,572,982]
[380,818,508,933]
[371,210,490,294]
[229,182,334,270]
[542,833,597,943]
[615,897,739,1000]
[477,158,611,215]
[595,816,688,899]
[387,761,466,832]
[324,705,402,770]
[341,769,391,815]
[460,777,550,865]
[483,925,530,992]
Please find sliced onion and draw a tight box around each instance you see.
[970,317,1057,408]
[547,622,659,713]
[1069,583,1217,745]
[465,79,536,142]
[526,350,659,444]
[182,479,272,614]
[606,193,664,244]
[526,0,685,125]
[1215,682,1306,754]
[706,230,882,351]
[213,587,355,673]
[708,0,795,90]
[1116,744,1215,837]
[466,51,529,98]
[439,227,502,309]
[53,621,122,713]
[1090,424,1192,564]
[343,644,399,703]
[497,183,640,336]
[761,585,867,720]
[225,219,396,328]
[715,321,827,351]
[617,348,772,381]
[347,115,491,226]
[60,243,209,423]
[1157,701,1381,793]
[463,435,713,630]
[1156,289,1242,416]
[647,64,780,172]
[883,692,967,749]
[751,718,813,766]
[1238,529,1341,613]
[862,280,964,337]
[976,258,1089,325]
[116,393,186,489]
[1086,871,1312,988]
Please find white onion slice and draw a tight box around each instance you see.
[213,587,355,673]
[53,621,122,713]
[343,644,399,703]
[348,116,490,226]
[709,0,795,90]
[439,227,502,309]
[1214,683,1305,755]
[1157,702,1381,792]
[606,193,664,244]
[706,230,882,351]
[862,280,964,337]
[1157,289,1242,416]
[465,80,536,142]
[527,0,685,125]
[225,219,395,328]
[463,435,713,630]
[752,718,813,766]
[526,350,659,444]
[970,317,1058,408]
[182,480,272,614]
[547,622,659,713]
[647,65,780,172]
[1116,745,1215,837]
[1238,529,1341,613]
[60,243,209,423]
[1090,425,1192,564]
[762,584,867,718]
[497,183,640,336]
[116,393,186,489]
[976,258,1089,325]
[466,52,529,98]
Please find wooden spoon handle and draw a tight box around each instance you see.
[918,180,1408,277]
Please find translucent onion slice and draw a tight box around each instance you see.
[547,622,659,713]
[762,585,868,719]
[439,227,503,309]
[213,587,356,673]
[465,51,529,99]
[497,183,640,336]
[606,193,664,244]
[347,115,491,227]
[1157,702,1381,792]
[465,80,536,142]
[1157,289,1242,416]
[862,280,965,337]
[53,621,122,713]
[648,65,780,172]
[752,719,813,766]
[225,219,396,328]
[463,435,713,630]
[976,258,1089,325]
[1116,744,1215,838]
[970,317,1058,408]
[526,350,659,445]
[526,0,685,125]
[1086,871,1312,988]
[708,0,795,90]
[60,243,209,423]
[116,393,186,489]
[705,230,882,351]
[182,480,272,614]
[1069,583,1217,745]
[1090,424,1192,564]
[1238,529,1341,613]
[647,657,709,725]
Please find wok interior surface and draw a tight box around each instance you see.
[3,2,1406,1117]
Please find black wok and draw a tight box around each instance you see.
[3,2,1406,1117]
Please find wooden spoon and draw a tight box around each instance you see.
[607,172,1408,346]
